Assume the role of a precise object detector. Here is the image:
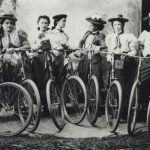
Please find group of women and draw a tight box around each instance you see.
[0,12,150,116]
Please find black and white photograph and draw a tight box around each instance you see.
[0,0,150,149]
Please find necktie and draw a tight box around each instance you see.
[116,35,121,49]
[8,34,17,48]
[8,34,12,48]
[59,29,64,33]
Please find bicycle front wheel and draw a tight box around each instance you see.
[87,75,100,125]
[105,80,122,132]
[0,82,33,136]
[62,76,87,124]
[127,81,139,135]
[23,79,41,132]
[46,79,65,130]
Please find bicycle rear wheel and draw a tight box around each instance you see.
[0,82,33,136]
[46,79,65,130]
[87,75,100,125]
[147,99,150,137]
[127,81,139,135]
[62,76,87,124]
[23,79,41,132]
[105,80,122,132]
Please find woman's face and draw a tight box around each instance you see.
[89,24,97,32]
[2,19,14,32]
[112,21,123,34]
[38,18,49,32]
[57,18,66,29]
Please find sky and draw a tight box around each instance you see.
[15,0,141,47]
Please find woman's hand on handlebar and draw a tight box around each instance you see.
[6,48,14,53]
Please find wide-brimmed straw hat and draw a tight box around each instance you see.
[86,14,106,25]
[108,14,128,23]
[1,14,17,22]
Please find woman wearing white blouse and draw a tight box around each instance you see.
[46,14,69,84]
[106,14,138,119]
[138,13,150,57]
[31,15,51,113]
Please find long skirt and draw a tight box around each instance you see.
[114,56,137,118]
[32,53,66,109]
[32,53,49,109]
[78,54,104,104]
[52,54,67,86]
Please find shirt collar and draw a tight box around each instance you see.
[4,29,15,36]
[55,27,64,32]
[90,30,99,35]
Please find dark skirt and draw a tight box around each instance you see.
[2,62,21,83]
[52,53,67,86]
[78,54,106,104]
[32,53,49,108]
[114,56,137,117]
[32,53,66,108]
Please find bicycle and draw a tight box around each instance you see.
[127,55,150,135]
[100,52,123,133]
[2,49,41,132]
[80,49,100,125]
[0,58,33,136]
[42,43,87,128]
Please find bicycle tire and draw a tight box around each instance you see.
[105,80,122,132]
[62,76,87,124]
[0,82,33,136]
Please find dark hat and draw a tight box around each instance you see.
[108,14,128,23]
[86,14,106,25]
[52,14,67,20]
[143,13,150,21]
[1,14,17,22]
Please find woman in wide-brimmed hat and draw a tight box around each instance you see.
[106,14,138,119]
[0,13,30,82]
[78,14,107,105]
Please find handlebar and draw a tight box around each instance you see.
[1,48,32,54]
[98,51,150,59]
[53,48,80,53]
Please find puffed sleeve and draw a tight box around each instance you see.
[128,33,138,47]
[127,33,138,56]
[18,29,31,49]
[105,33,116,52]
[99,33,107,50]
[138,30,147,44]
[79,31,90,49]
[93,33,107,51]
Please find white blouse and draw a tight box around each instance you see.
[2,29,29,49]
[138,30,150,56]
[47,29,68,49]
[106,32,138,55]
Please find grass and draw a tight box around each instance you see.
[0,132,150,150]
